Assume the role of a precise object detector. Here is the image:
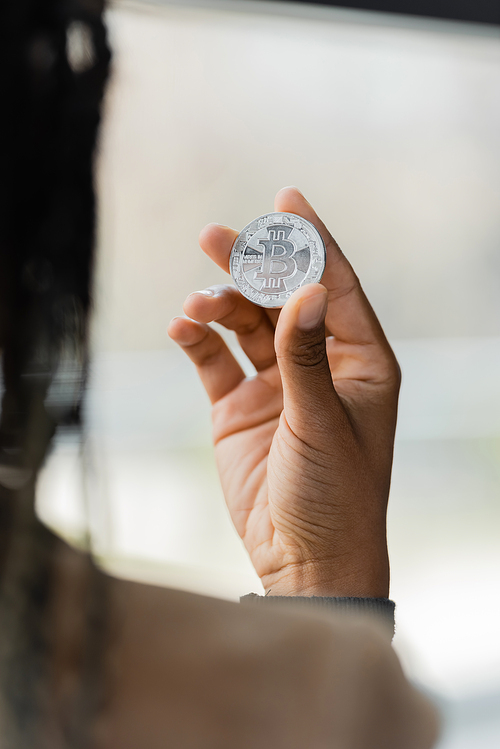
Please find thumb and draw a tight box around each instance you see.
[275,284,347,446]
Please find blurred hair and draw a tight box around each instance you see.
[0,1,110,743]
[0,0,110,548]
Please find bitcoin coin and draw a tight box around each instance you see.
[230,212,326,308]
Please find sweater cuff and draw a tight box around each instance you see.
[240,594,395,640]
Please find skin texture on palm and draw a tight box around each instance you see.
[168,187,401,598]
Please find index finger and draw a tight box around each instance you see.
[198,223,237,274]
[274,187,388,348]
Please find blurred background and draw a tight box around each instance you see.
[36,0,499,746]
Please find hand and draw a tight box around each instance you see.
[168,188,400,597]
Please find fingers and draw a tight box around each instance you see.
[274,187,389,348]
[198,223,237,273]
[274,187,333,247]
[199,187,390,351]
[168,317,245,404]
[198,224,281,330]
[274,283,351,447]
[183,285,276,372]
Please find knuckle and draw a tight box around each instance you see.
[393,359,402,387]
[285,334,327,370]
[374,347,401,390]
[235,318,262,336]
[383,353,402,389]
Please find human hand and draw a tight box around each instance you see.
[168,188,400,597]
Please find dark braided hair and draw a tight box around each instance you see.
[0,0,110,744]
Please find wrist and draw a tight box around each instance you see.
[261,554,390,598]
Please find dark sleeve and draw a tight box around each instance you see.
[240,594,396,640]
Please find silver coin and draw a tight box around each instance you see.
[230,212,326,309]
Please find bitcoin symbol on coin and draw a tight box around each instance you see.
[255,226,297,292]
[230,212,326,309]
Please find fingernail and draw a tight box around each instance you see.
[297,290,328,330]
[190,289,214,297]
